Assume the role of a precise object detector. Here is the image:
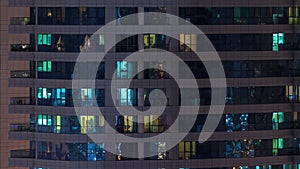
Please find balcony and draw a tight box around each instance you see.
[10,17,32,25]
[11,44,35,52]
[10,123,35,132]
[10,97,35,105]
[11,70,35,78]
[10,149,35,158]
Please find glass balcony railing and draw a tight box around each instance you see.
[11,70,35,78]
[10,97,35,105]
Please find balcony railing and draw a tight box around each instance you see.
[10,123,35,132]
[10,97,35,105]
[11,44,35,52]
[11,70,35,78]
[10,17,31,25]
[144,125,169,133]
[10,149,35,158]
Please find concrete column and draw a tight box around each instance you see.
[138,7,144,25]
[138,142,144,160]
[105,7,116,53]
[165,106,179,133]
[104,114,116,134]
[168,144,179,160]
[105,60,115,79]
[166,87,179,106]
[104,87,114,107]
[137,115,144,133]
[105,7,116,24]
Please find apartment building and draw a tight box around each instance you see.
[4,0,300,169]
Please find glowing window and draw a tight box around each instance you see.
[80,116,96,134]
[272,112,284,130]
[144,34,156,47]
[273,33,284,51]
[37,61,52,72]
[116,88,137,106]
[116,61,135,79]
[286,85,299,102]
[99,35,105,45]
[81,88,93,99]
[144,115,165,133]
[37,88,52,99]
[54,115,61,133]
[278,33,284,44]
[37,114,52,126]
[179,34,197,52]
[178,141,196,159]
[88,143,105,161]
[38,34,51,45]
[226,113,248,132]
[273,138,284,155]
[52,88,66,106]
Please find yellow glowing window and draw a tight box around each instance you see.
[178,141,196,159]
[144,34,156,47]
[54,115,61,133]
[180,34,197,52]
[144,115,159,132]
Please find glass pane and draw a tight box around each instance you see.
[99,35,105,45]
[43,61,47,71]
[47,115,52,126]
[38,114,43,125]
[37,88,42,99]
[81,116,87,134]
[43,115,47,125]
[47,61,52,72]
[47,34,51,45]
[37,62,43,72]
[38,34,43,45]
[278,33,284,44]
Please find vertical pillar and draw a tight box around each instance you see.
[138,142,144,160]
[167,7,179,52]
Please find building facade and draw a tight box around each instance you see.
[5,0,300,169]
[0,1,30,169]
